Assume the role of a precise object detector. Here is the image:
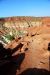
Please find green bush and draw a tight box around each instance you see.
[2,34,14,44]
[5,34,14,40]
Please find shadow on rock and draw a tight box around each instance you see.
[0,42,24,60]
[19,68,50,75]
[11,53,25,70]
[0,43,25,75]
[0,53,25,75]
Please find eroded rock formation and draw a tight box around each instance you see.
[0,17,50,75]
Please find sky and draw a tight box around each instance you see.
[0,0,50,17]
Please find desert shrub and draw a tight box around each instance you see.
[4,34,14,40]
[1,34,14,44]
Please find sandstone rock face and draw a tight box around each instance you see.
[0,17,50,75]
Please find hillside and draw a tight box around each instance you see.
[0,17,50,75]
